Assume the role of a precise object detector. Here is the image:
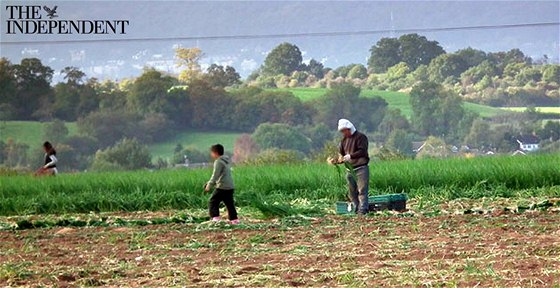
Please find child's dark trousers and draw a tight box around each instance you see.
[209,189,238,220]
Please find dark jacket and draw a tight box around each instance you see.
[339,131,369,168]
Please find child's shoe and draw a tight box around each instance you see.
[230,219,240,225]
[211,217,221,222]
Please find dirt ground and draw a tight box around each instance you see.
[1,212,560,287]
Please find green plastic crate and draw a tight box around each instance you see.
[336,202,356,214]
[336,193,408,214]
[370,193,408,203]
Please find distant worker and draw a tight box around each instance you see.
[204,144,240,224]
[328,119,370,214]
[35,141,58,176]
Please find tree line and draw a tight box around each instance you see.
[249,34,559,107]
[0,56,390,170]
[1,34,559,171]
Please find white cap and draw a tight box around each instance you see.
[337,119,356,134]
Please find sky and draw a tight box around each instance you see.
[0,0,558,81]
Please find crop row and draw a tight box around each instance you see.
[0,154,558,216]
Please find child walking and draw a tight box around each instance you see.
[204,144,239,224]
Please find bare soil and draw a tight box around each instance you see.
[1,212,559,287]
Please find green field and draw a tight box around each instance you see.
[275,87,506,118]
[500,106,560,114]
[275,87,328,101]
[1,154,558,216]
[0,121,78,148]
[148,130,241,160]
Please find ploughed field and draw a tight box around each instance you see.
[1,154,559,286]
[1,212,559,286]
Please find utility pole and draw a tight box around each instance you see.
[390,11,395,38]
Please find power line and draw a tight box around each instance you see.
[1,22,558,45]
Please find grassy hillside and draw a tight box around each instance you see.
[275,87,327,101]
[360,89,414,117]
[0,121,240,161]
[0,121,78,148]
[275,87,506,118]
[148,130,242,160]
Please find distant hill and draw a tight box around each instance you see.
[274,88,506,118]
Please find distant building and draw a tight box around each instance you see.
[516,135,540,152]
[412,140,495,158]
[412,141,426,154]
[451,145,459,153]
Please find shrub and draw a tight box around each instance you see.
[252,123,311,153]
[172,146,209,164]
[249,148,305,165]
[91,138,151,171]
[233,134,259,163]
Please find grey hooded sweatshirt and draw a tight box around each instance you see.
[207,155,234,190]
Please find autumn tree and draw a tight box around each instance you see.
[233,134,259,163]
[175,47,204,83]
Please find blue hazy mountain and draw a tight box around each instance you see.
[1,1,558,81]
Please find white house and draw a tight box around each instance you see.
[516,135,540,152]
